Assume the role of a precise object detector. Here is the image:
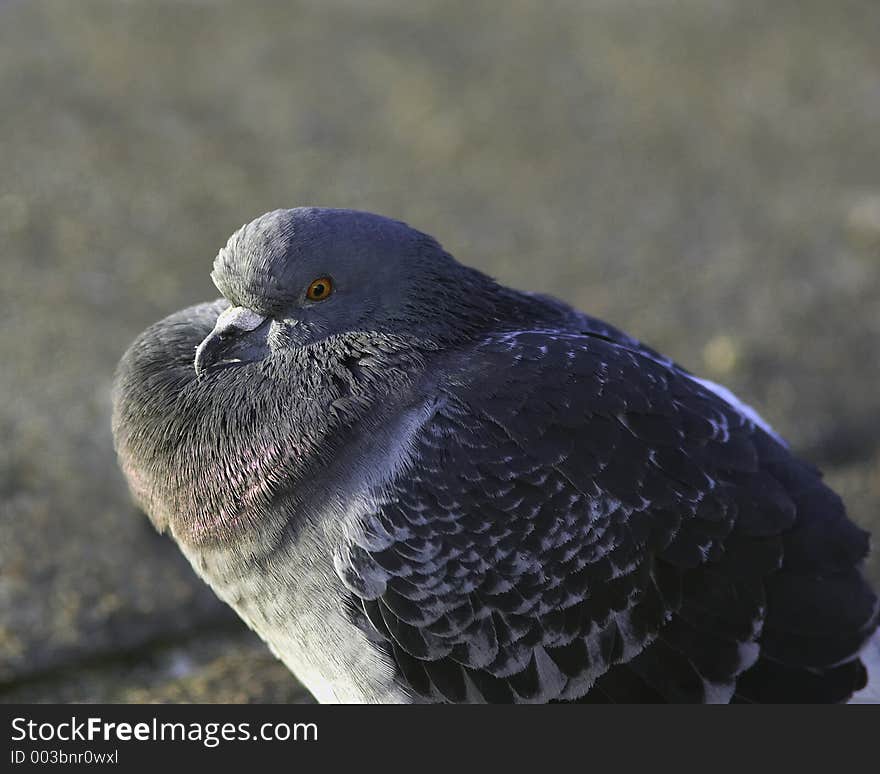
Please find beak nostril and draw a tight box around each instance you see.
[194,305,269,377]
[216,305,266,333]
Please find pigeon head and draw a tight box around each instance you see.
[114,208,512,543]
[195,208,495,376]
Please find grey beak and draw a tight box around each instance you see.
[194,306,268,377]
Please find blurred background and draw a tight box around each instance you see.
[1,0,879,702]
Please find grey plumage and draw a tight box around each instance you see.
[112,207,878,703]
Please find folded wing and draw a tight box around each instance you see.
[335,330,878,702]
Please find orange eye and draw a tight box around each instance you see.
[306,276,333,301]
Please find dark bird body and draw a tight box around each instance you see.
[113,208,878,702]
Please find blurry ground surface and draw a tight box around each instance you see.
[1,0,879,702]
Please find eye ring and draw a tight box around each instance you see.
[306,276,333,301]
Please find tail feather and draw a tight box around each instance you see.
[850,633,880,704]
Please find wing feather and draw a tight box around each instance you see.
[336,329,877,702]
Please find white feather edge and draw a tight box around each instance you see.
[690,374,880,704]
[688,375,787,446]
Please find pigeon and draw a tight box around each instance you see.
[112,207,879,703]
